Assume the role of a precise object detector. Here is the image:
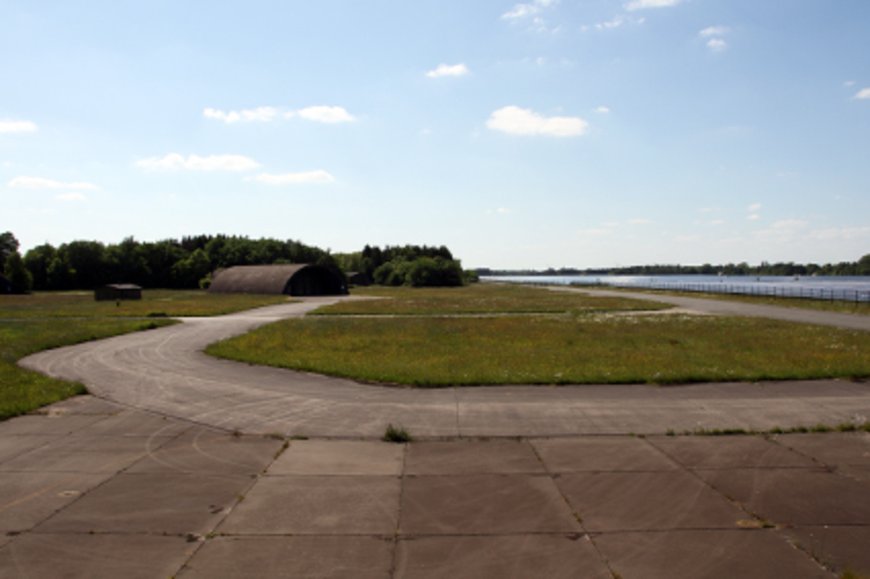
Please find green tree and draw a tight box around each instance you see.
[4,252,33,293]
[23,243,57,290]
[0,231,19,270]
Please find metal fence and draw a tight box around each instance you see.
[592,280,870,303]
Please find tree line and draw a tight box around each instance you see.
[0,232,470,293]
[478,255,870,278]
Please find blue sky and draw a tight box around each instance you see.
[2,0,869,269]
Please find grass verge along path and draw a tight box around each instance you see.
[314,283,669,316]
[0,290,290,420]
[207,315,870,386]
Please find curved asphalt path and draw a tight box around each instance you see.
[19,294,870,438]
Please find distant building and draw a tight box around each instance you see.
[95,284,143,301]
[208,264,347,296]
[0,274,11,294]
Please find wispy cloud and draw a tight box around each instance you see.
[854,88,870,100]
[0,119,38,134]
[426,63,470,78]
[203,107,278,123]
[290,106,355,123]
[700,26,729,52]
[699,26,729,37]
[8,176,99,190]
[746,202,762,221]
[501,0,557,20]
[205,105,355,124]
[810,226,870,241]
[487,106,588,137]
[594,106,611,114]
[625,0,682,11]
[250,171,336,185]
[135,154,261,172]
[706,38,727,52]
[55,192,88,202]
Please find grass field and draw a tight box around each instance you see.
[0,290,290,319]
[208,285,870,386]
[0,290,290,420]
[314,283,670,316]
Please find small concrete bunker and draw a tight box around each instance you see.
[94,284,142,301]
[208,264,347,296]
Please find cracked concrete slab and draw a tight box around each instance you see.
[0,471,113,532]
[595,529,831,579]
[268,440,404,476]
[774,432,870,467]
[400,474,580,535]
[0,533,199,579]
[405,440,543,475]
[648,435,818,469]
[555,470,745,532]
[39,472,253,534]
[394,534,612,579]
[531,437,677,472]
[125,428,282,476]
[178,535,394,578]
[783,526,870,575]
[219,475,400,535]
[696,467,870,526]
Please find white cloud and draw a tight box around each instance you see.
[487,106,588,137]
[854,88,870,100]
[204,105,356,124]
[426,63,470,78]
[594,106,611,114]
[707,38,728,52]
[55,192,88,202]
[250,171,336,185]
[0,119,38,134]
[844,80,856,87]
[747,202,762,212]
[502,0,557,20]
[8,176,99,190]
[625,0,682,11]
[699,26,729,37]
[294,106,355,123]
[810,226,870,241]
[135,153,261,172]
[747,214,761,221]
[203,106,278,123]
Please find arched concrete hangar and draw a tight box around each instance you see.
[208,264,347,296]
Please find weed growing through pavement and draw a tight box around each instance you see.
[383,423,412,443]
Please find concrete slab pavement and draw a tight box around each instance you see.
[4,404,870,577]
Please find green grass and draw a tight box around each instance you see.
[313,283,670,316]
[207,314,870,387]
[0,289,290,420]
[0,318,175,420]
[592,285,870,316]
[0,289,290,319]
